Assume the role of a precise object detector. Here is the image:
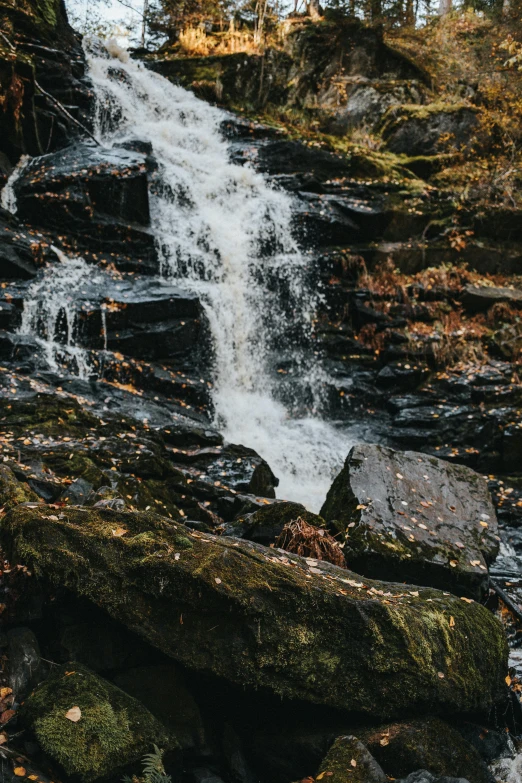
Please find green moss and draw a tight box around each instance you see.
[317,735,386,783]
[22,664,175,782]
[0,465,40,510]
[2,505,508,720]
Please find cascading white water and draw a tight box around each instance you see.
[87,41,359,511]
[19,248,101,379]
[0,155,30,215]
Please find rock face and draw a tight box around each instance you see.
[361,718,491,783]
[2,505,508,719]
[0,0,92,174]
[317,735,387,783]
[381,105,479,155]
[21,663,174,782]
[321,444,499,599]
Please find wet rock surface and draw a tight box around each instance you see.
[321,443,499,599]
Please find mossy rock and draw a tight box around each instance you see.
[320,444,499,600]
[317,735,387,782]
[380,103,479,156]
[21,663,175,782]
[1,505,508,719]
[361,717,491,783]
[0,465,40,510]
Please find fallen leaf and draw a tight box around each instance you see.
[506,675,512,686]
[437,672,445,678]
[215,578,222,585]
[461,597,474,603]
[350,759,357,767]
[65,706,82,722]
[13,768,26,777]
[0,710,15,724]
[449,560,458,568]
[0,732,7,745]
[396,473,404,479]
[111,527,127,537]
[380,737,389,746]
[480,521,488,528]
[0,688,12,700]
[449,616,455,628]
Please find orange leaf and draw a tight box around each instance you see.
[65,706,82,722]
[13,768,26,777]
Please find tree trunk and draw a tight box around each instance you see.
[405,0,415,26]
[439,0,452,15]
[141,0,149,47]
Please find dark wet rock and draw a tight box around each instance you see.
[59,477,93,505]
[13,144,158,273]
[2,505,508,718]
[0,0,92,164]
[376,360,431,391]
[455,722,515,764]
[317,735,387,782]
[320,444,499,599]
[381,105,479,156]
[223,501,325,544]
[21,663,175,782]
[361,718,491,783]
[7,627,48,702]
[396,774,470,783]
[223,723,257,783]
[114,663,206,751]
[462,284,522,313]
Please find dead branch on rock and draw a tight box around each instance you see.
[275,517,346,568]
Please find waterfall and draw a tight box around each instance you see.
[12,41,359,511]
[1,155,30,215]
[19,248,101,379]
[86,41,359,511]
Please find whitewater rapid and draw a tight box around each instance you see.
[11,41,361,511]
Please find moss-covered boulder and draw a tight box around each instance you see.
[0,465,40,510]
[1,505,508,718]
[317,735,387,782]
[320,444,499,599]
[21,663,174,782]
[380,103,479,156]
[361,717,491,783]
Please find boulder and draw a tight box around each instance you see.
[21,663,174,782]
[462,284,522,313]
[0,465,40,510]
[361,718,491,783]
[320,444,499,599]
[2,505,508,718]
[381,105,479,156]
[317,735,387,782]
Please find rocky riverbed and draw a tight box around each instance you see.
[0,3,522,783]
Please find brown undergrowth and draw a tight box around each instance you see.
[275,517,346,568]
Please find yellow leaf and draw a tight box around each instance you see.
[65,706,82,722]
[316,774,326,781]
[506,675,512,686]
[14,768,26,777]
[0,688,12,700]
[449,616,455,628]
[0,733,7,745]
[449,560,458,568]
[380,737,389,746]
[111,527,128,537]
[461,597,474,603]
